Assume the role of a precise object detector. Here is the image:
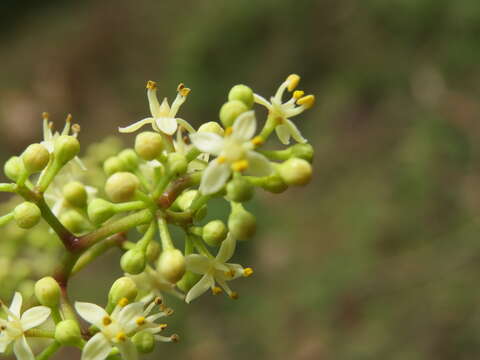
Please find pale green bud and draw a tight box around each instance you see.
[289,143,314,163]
[63,181,87,208]
[105,172,139,203]
[60,210,89,234]
[14,202,41,229]
[4,156,26,182]
[262,173,288,193]
[228,205,256,241]
[54,135,80,165]
[146,241,161,263]
[121,249,146,275]
[135,132,163,161]
[132,331,155,354]
[103,156,126,176]
[157,249,186,284]
[34,276,61,307]
[55,320,82,346]
[198,122,225,136]
[118,149,139,170]
[108,276,138,304]
[167,153,187,176]
[278,158,312,186]
[175,190,198,210]
[22,143,50,173]
[177,271,201,293]
[87,199,115,225]
[219,100,248,127]
[226,177,254,202]
[228,84,254,109]
[203,220,228,247]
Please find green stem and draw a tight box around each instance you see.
[152,171,174,200]
[35,341,61,360]
[25,329,55,338]
[137,221,156,252]
[243,176,265,186]
[186,148,201,162]
[51,307,63,324]
[165,209,193,226]
[0,212,14,227]
[191,234,213,258]
[258,148,290,161]
[158,217,174,250]
[37,160,63,192]
[259,113,278,140]
[114,201,149,213]
[0,183,17,192]
[157,171,202,209]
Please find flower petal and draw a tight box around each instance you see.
[117,340,138,360]
[190,133,224,155]
[185,274,214,303]
[199,161,231,195]
[81,333,112,360]
[75,302,108,327]
[13,336,34,360]
[246,151,273,177]
[285,119,307,143]
[118,118,153,133]
[185,254,211,274]
[9,292,22,319]
[216,234,236,263]
[253,93,272,109]
[0,336,12,353]
[20,306,51,331]
[147,89,161,118]
[117,302,144,332]
[176,118,196,133]
[155,117,178,135]
[232,111,256,142]
[275,124,291,145]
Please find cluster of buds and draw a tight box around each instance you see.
[0,74,314,360]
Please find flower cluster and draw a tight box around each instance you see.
[0,74,314,359]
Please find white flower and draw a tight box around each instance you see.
[0,292,51,360]
[253,74,315,145]
[185,235,253,303]
[119,81,191,136]
[190,111,272,195]
[75,297,175,360]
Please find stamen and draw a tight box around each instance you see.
[224,127,233,136]
[102,316,112,326]
[296,95,315,109]
[229,292,239,300]
[136,317,146,326]
[170,334,179,343]
[225,269,235,278]
[243,267,254,277]
[251,136,264,146]
[177,83,191,97]
[217,156,227,164]
[42,112,49,120]
[287,74,300,92]
[118,297,129,307]
[65,114,72,123]
[158,323,168,330]
[212,287,223,295]
[231,160,249,172]
[72,124,81,134]
[115,332,127,342]
[154,297,163,306]
[163,307,174,316]
[146,80,157,90]
[293,90,304,99]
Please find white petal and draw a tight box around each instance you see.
[13,336,34,360]
[253,93,272,109]
[155,117,177,135]
[246,151,273,177]
[190,133,224,155]
[117,340,138,360]
[147,89,162,118]
[81,333,112,360]
[0,336,12,353]
[9,292,22,319]
[216,234,236,263]
[117,302,144,330]
[185,274,214,303]
[285,119,307,143]
[199,161,231,195]
[275,124,291,145]
[185,255,211,274]
[75,302,108,327]
[118,118,153,133]
[232,111,256,142]
[20,306,51,331]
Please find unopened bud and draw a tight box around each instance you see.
[34,276,61,307]
[203,220,228,247]
[228,84,254,109]
[55,320,82,347]
[121,249,146,275]
[198,122,225,136]
[219,100,248,127]
[105,172,139,203]
[87,199,115,225]
[22,144,50,173]
[157,249,186,284]
[63,181,88,208]
[118,149,139,170]
[4,156,26,182]
[108,277,138,304]
[132,331,155,354]
[278,158,312,186]
[54,135,80,165]
[177,271,201,293]
[14,202,41,229]
[60,210,89,234]
[175,190,198,211]
[146,241,161,263]
[262,173,288,193]
[103,156,126,176]
[289,143,314,163]
[228,205,256,241]
[226,177,254,202]
[167,153,187,176]
[135,132,163,161]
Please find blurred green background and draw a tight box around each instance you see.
[1,0,480,359]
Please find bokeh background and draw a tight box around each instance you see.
[1,0,480,359]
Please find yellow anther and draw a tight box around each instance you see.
[243,267,254,277]
[251,136,264,146]
[225,269,235,278]
[154,297,163,305]
[293,90,304,99]
[231,159,249,172]
[287,74,301,91]
[102,316,112,326]
[65,113,72,123]
[212,286,223,295]
[158,323,168,330]
[115,332,127,342]
[217,155,227,164]
[118,297,129,307]
[177,83,191,97]
[136,317,146,326]
[170,334,180,343]
[42,112,49,120]
[146,80,157,90]
[72,124,81,134]
[296,94,315,109]
[229,292,239,300]
[224,127,233,136]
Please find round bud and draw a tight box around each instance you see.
[228,206,256,241]
[219,100,248,127]
[262,173,288,193]
[177,271,201,293]
[226,177,254,202]
[228,84,254,109]
[4,156,26,182]
[146,241,161,263]
[278,158,312,186]
[87,199,115,225]
[167,153,188,176]
[118,149,139,170]
[157,249,186,284]
[121,249,146,275]
[22,144,50,173]
[135,132,163,160]
[198,122,225,136]
[289,143,314,163]
[63,181,87,208]
[55,320,82,346]
[203,220,228,247]
[60,210,89,234]
[108,276,138,304]
[105,172,139,203]
[34,276,61,307]
[54,135,80,165]
[103,156,126,176]
[175,190,198,211]
[14,202,41,229]
[132,331,155,354]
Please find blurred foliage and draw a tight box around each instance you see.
[1,0,480,359]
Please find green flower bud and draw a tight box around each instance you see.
[157,249,186,284]
[261,172,288,193]
[198,122,225,136]
[14,202,41,229]
[219,100,248,127]
[60,210,89,234]
[54,135,80,165]
[228,84,254,109]
[63,181,87,208]
[167,153,187,176]
[132,331,155,354]
[146,241,161,263]
[176,271,201,293]
[226,177,254,202]
[105,172,139,203]
[135,132,163,161]
[103,156,126,176]
[4,156,26,182]
[203,220,228,247]
[87,199,115,225]
[228,205,256,241]
[55,320,82,346]
[108,276,138,304]
[22,143,50,173]
[278,158,312,186]
[289,143,314,163]
[175,190,198,211]
[34,276,61,307]
[121,249,146,275]
[118,149,139,170]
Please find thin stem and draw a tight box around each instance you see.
[258,148,290,161]
[35,341,61,360]
[0,212,14,227]
[114,201,149,213]
[137,221,156,252]
[158,217,174,250]
[37,160,63,193]
[25,329,55,338]
[0,183,17,192]
[157,172,202,209]
[259,113,278,140]
[191,234,213,258]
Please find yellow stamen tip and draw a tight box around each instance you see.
[212,286,223,295]
[243,267,254,277]
[287,74,301,91]
[146,80,157,90]
[217,155,227,164]
[115,332,127,342]
[177,83,191,96]
[42,112,49,120]
[225,269,235,278]
[102,316,112,326]
[72,123,81,134]
[118,297,129,307]
[65,114,72,123]
[251,136,264,146]
[293,90,304,99]
[297,94,315,109]
[136,316,146,326]
[224,127,233,136]
[229,292,239,300]
[231,159,249,172]
[159,323,168,330]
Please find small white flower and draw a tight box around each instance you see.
[75,297,175,360]
[0,292,51,360]
[254,74,315,145]
[185,235,253,303]
[190,111,272,195]
[119,81,192,136]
